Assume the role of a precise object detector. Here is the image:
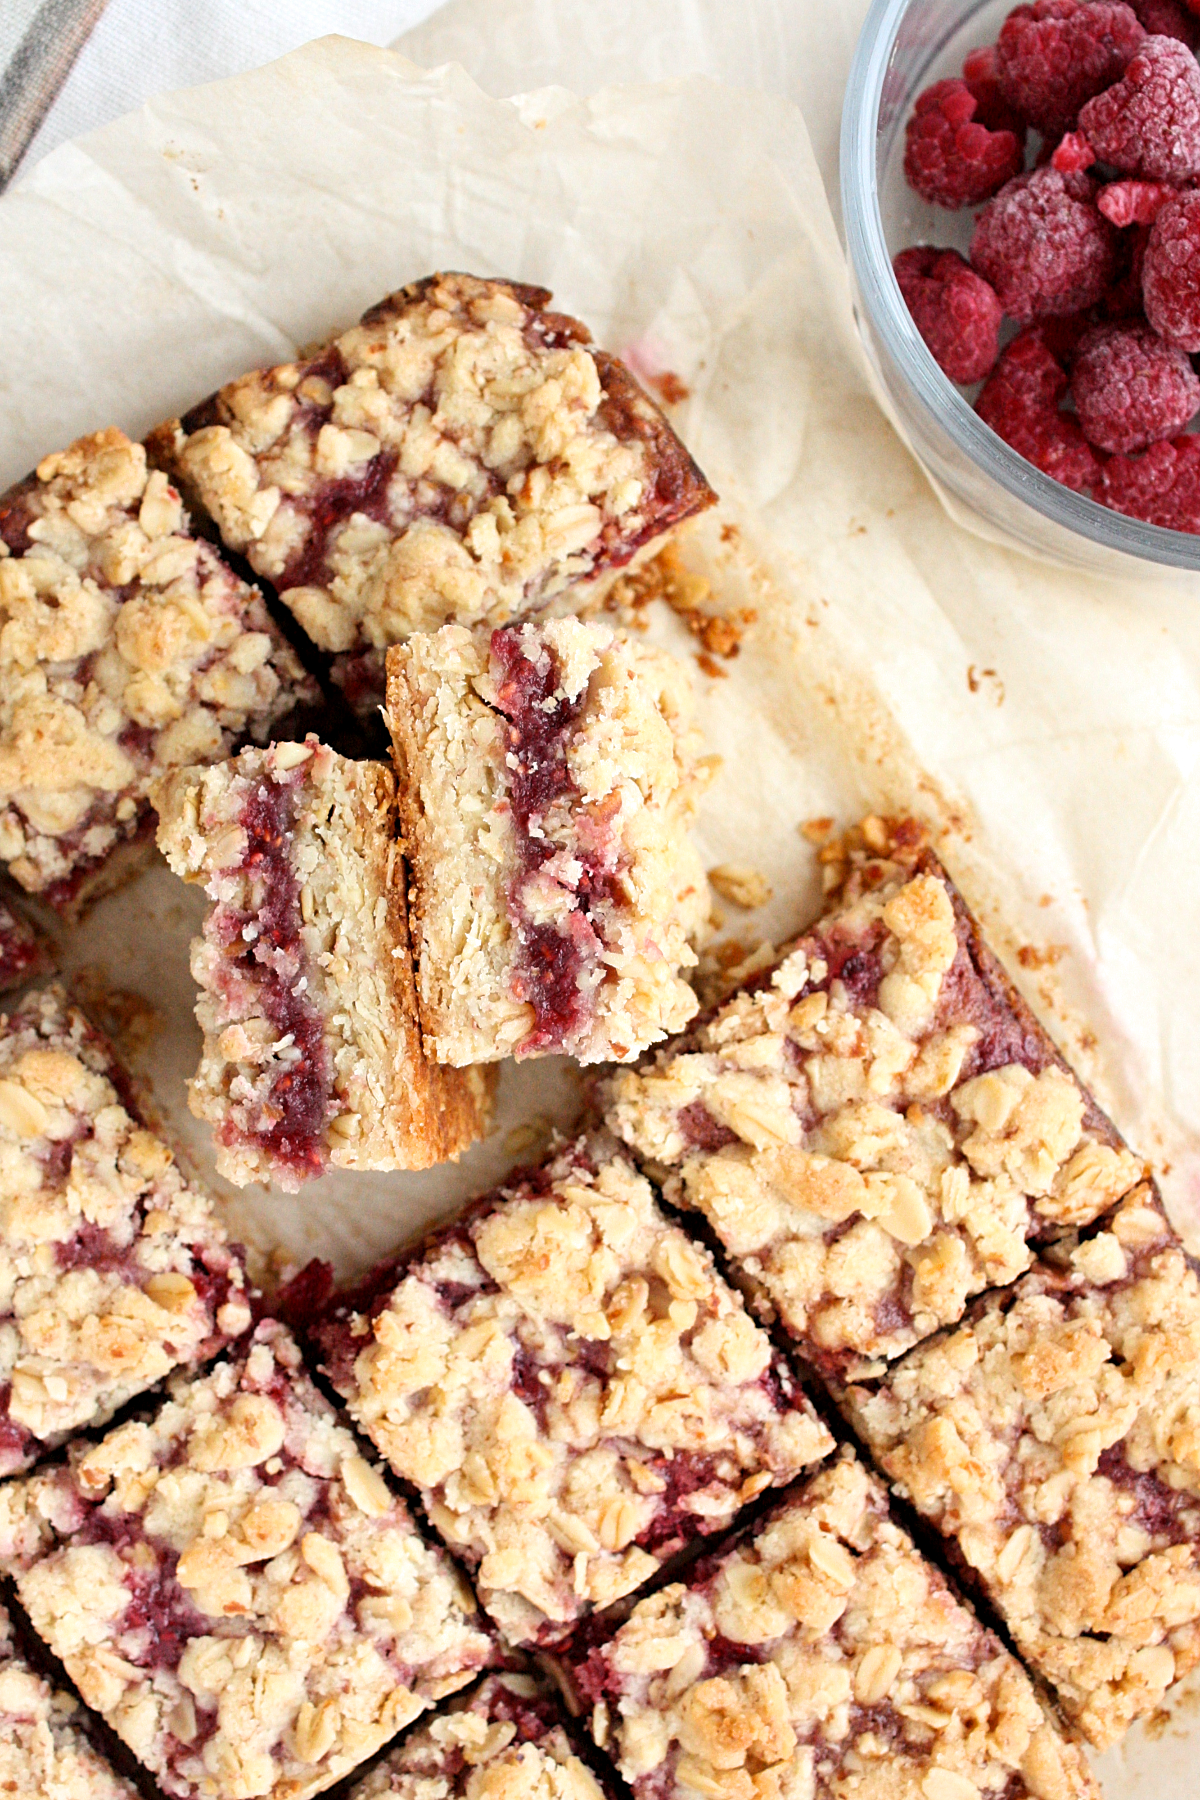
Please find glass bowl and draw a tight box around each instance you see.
[841,0,1200,580]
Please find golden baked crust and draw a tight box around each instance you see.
[386,617,707,1065]
[0,1320,492,1800]
[146,273,716,708]
[154,737,495,1190]
[0,982,250,1474]
[348,1670,607,1800]
[603,845,1142,1378]
[316,1131,831,1646]
[0,1597,139,1800]
[0,428,315,912]
[845,1185,1200,1749]
[568,1452,1099,1800]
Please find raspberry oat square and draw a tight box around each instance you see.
[844,1184,1200,1748]
[154,736,495,1191]
[603,825,1144,1379]
[0,1319,493,1800]
[146,273,716,715]
[347,1669,608,1800]
[0,982,250,1478]
[0,429,317,916]
[0,1594,139,1799]
[314,1131,832,1647]
[386,617,708,1066]
[567,1452,1099,1800]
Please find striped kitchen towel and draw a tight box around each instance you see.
[0,0,108,188]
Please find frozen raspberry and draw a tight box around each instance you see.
[996,1,1145,137]
[1128,0,1199,49]
[971,167,1119,320]
[962,44,1031,134]
[894,248,1004,382]
[1143,188,1200,345]
[1097,177,1179,222]
[1050,129,1097,169]
[904,79,1025,207]
[1100,432,1200,525]
[1070,321,1200,449]
[976,327,1104,489]
[1078,35,1200,179]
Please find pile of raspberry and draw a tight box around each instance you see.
[895,0,1200,531]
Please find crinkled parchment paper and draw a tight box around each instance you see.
[4,7,1200,1779]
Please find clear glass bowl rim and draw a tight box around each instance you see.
[840,0,1200,572]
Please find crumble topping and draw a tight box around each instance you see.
[569,1453,1098,1800]
[386,616,709,1066]
[0,1596,139,1799]
[146,274,716,682]
[0,1319,492,1800]
[315,1132,831,1646]
[0,982,250,1475]
[349,1670,606,1800]
[154,737,495,1191]
[603,851,1142,1378]
[0,428,315,910]
[845,1184,1200,1748]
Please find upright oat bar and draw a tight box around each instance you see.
[315,1131,832,1646]
[568,1453,1098,1800]
[0,429,316,914]
[0,1319,493,1800]
[155,736,495,1191]
[0,1595,139,1799]
[386,618,707,1065]
[844,1185,1200,1748]
[604,839,1142,1378]
[348,1669,607,1800]
[0,982,250,1476]
[147,273,716,712]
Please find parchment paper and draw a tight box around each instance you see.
[4,11,1200,1786]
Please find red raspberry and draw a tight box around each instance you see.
[1070,321,1200,449]
[975,327,1104,489]
[1127,0,1199,48]
[1143,188,1200,345]
[1100,433,1200,526]
[996,1,1145,137]
[1078,34,1200,179]
[970,167,1119,320]
[894,247,1004,383]
[904,79,1025,208]
[1097,177,1179,222]
[1050,130,1097,169]
[962,44,1031,134]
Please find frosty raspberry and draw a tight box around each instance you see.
[1078,33,1200,179]
[976,329,1103,491]
[1143,188,1200,347]
[996,0,1146,136]
[893,248,1004,383]
[1098,178,1177,224]
[903,78,1024,208]
[1101,432,1200,524]
[971,167,1119,320]
[1070,321,1200,451]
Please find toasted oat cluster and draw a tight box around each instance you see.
[0,896,49,993]
[0,1595,139,1800]
[146,273,716,712]
[603,846,1142,1377]
[387,617,707,1065]
[570,1453,1098,1800]
[845,1185,1200,1749]
[315,1132,831,1646]
[0,983,250,1477]
[348,1670,606,1800]
[0,1320,492,1800]
[0,429,315,913]
[154,736,495,1191]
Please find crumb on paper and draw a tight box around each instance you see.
[648,369,690,405]
[967,664,1006,705]
[604,543,757,663]
[696,652,727,678]
[68,964,164,1056]
[800,815,836,844]
[1017,942,1066,969]
[709,863,774,909]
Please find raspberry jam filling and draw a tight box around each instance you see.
[490,628,624,1054]
[209,771,331,1178]
[1097,1443,1200,1541]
